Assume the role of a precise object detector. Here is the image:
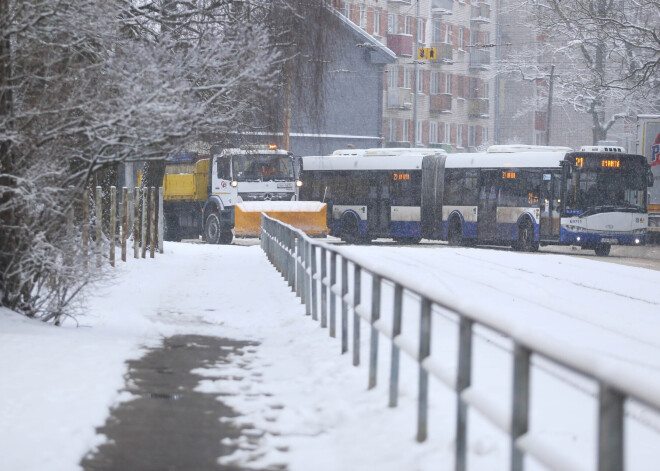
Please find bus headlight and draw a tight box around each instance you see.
[230,181,238,187]
[296,180,303,187]
[576,236,581,242]
[635,238,641,244]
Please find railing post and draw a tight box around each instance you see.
[455,317,473,471]
[311,244,318,321]
[330,252,337,338]
[158,187,164,254]
[297,235,304,302]
[110,186,116,267]
[597,384,624,471]
[95,186,103,267]
[389,284,403,407]
[417,298,432,442]
[121,188,128,262]
[304,239,312,316]
[288,230,295,291]
[133,187,140,259]
[368,274,382,390]
[511,344,531,471]
[353,264,361,367]
[341,257,349,354]
[321,247,328,328]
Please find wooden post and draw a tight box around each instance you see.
[158,187,164,254]
[141,187,147,258]
[121,188,128,262]
[82,188,89,270]
[149,187,155,258]
[95,186,102,268]
[110,186,116,267]
[133,187,140,259]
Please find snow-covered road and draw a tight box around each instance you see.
[1,241,659,471]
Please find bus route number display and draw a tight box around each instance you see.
[601,159,620,168]
[575,157,584,168]
[393,173,410,181]
[502,171,516,179]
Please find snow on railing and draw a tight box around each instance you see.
[260,213,660,471]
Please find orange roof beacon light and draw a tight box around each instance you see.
[269,144,278,150]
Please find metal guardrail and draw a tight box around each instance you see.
[260,213,660,471]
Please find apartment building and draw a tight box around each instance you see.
[334,0,497,151]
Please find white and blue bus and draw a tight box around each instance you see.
[300,148,441,243]
[300,146,652,255]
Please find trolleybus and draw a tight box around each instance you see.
[300,146,652,255]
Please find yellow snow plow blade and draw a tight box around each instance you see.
[234,201,328,237]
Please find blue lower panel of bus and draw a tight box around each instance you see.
[391,221,421,238]
[560,227,645,245]
[441,221,478,239]
[330,219,369,238]
[496,222,540,241]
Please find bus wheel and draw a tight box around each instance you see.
[204,213,221,244]
[340,213,360,244]
[594,243,611,256]
[448,218,463,246]
[394,237,422,245]
[518,219,538,252]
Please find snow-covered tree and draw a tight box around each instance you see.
[497,0,660,144]
[0,0,279,322]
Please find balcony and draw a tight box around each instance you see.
[469,49,490,70]
[430,93,452,113]
[430,42,453,63]
[470,3,491,23]
[468,98,489,117]
[386,33,414,57]
[387,88,413,109]
[431,0,453,15]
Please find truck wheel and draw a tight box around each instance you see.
[205,213,221,244]
[164,215,181,242]
[219,229,233,245]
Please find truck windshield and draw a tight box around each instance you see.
[231,154,294,182]
[565,156,648,215]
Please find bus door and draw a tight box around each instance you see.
[477,170,499,239]
[540,170,561,238]
[367,173,390,236]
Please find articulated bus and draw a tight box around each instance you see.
[300,146,652,255]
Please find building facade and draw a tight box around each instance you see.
[334,0,497,152]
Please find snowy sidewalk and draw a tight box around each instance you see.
[0,243,441,471]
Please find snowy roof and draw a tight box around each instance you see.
[302,154,426,171]
[446,151,568,169]
[327,6,396,64]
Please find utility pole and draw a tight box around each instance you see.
[545,64,555,146]
[413,0,421,147]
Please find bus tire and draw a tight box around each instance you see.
[518,219,538,252]
[340,213,360,244]
[394,237,422,245]
[219,229,233,245]
[594,243,611,256]
[448,217,463,246]
[205,213,221,244]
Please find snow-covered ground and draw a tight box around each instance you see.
[1,241,660,471]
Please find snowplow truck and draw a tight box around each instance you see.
[162,146,328,243]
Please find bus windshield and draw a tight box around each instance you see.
[566,155,648,215]
[231,154,294,182]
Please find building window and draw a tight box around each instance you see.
[444,23,452,44]
[374,10,380,35]
[444,123,451,143]
[405,16,412,35]
[339,1,349,18]
[404,68,412,89]
[417,18,424,42]
[387,65,397,88]
[403,119,411,142]
[388,13,396,34]
[430,122,438,144]
[482,82,489,98]
[416,70,423,93]
[416,121,423,145]
[468,125,476,147]
[458,27,464,50]
[359,5,366,29]
[430,72,440,94]
[432,20,442,43]
[457,125,463,148]
[445,74,452,94]
[386,118,395,142]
